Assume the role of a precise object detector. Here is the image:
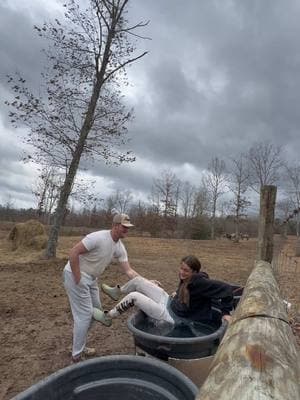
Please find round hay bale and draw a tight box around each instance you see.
[7,220,48,251]
[29,234,48,250]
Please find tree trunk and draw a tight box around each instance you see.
[44,162,79,258]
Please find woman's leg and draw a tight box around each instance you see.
[121,276,169,305]
[108,292,174,323]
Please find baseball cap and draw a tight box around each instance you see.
[113,213,134,227]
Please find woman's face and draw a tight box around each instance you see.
[179,262,194,281]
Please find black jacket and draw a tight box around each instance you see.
[170,272,233,322]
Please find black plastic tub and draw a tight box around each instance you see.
[127,309,227,360]
[12,355,198,400]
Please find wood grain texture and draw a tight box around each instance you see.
[197,261,300,400]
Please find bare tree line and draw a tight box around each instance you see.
[4,140,292,241]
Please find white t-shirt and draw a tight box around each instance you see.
[65,230,128,278]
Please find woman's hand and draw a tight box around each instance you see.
[222,314,232,323]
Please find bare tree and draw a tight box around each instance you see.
[107,188,133,214]
[180,181,196,219]
[284,163,300,236]
[228,154,251,240]
[192,184,210,218]
[5,0,148,257]
[203,157,227,239]
[276,197,294,238]
[33,165,100,225]
[152,170,181,218]
[247,141,283,192]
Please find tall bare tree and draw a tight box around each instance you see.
[247,141,283,192]
[203,157,227,239]
[5,0,148,257]
[192,184,210,218]
[180,181,196,219]
[152,170,181,218]
[228,154,251,240]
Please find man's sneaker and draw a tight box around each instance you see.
[71,354,83,364]
[83,347,96,357]
[101,283,121,301]
[93,308,112,327]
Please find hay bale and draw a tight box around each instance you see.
[7,220,48,251]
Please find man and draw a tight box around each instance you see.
[63,213,138,363]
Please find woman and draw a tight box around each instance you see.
[93,255,233,327]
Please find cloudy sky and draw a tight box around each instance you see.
[1,0,300,210]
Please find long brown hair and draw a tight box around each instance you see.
[181,255,201,273]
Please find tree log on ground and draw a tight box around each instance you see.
[197,260,300,400]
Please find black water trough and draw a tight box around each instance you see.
[12,355,198,400]
[127,309,227,361]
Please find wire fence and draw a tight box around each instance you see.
[272,235,300,346]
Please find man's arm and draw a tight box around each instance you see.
[119,261,139,280]
[69,241,88,284]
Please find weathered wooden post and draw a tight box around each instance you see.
[196,260,300,400]
[257,185,277,262]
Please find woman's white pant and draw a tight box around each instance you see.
[110,276,174,324]
[63,270,101,357]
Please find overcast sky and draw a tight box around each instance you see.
[1,0,300,211]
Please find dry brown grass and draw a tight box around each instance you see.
[0,229,299,399]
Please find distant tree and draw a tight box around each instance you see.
[33,166,100,225]
[180,181,196,219]
[5,0,148,257]
[247,141,283,192]
[276,197,294,237]
[228,154,251,240]
[152,170,181,219]
[203,157,227,239]
[107,188,133,214]
[192,184,210,218]
[283,163,300,236]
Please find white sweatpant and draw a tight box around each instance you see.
[63,270,101,357]
[109,276,174,324]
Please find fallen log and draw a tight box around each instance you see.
[197,260,300,400]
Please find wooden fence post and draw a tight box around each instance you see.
[196,260,300,400]
[257,185,277,263]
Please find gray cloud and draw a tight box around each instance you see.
[1,0,300,208]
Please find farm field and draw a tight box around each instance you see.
[0,229,299,399]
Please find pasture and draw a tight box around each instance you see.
[0,228,299,399]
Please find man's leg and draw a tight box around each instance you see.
[90,279,101,309]
[64,271,94,359]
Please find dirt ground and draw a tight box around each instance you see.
[0,230,299,399]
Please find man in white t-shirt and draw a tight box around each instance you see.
[63,213,138,363]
